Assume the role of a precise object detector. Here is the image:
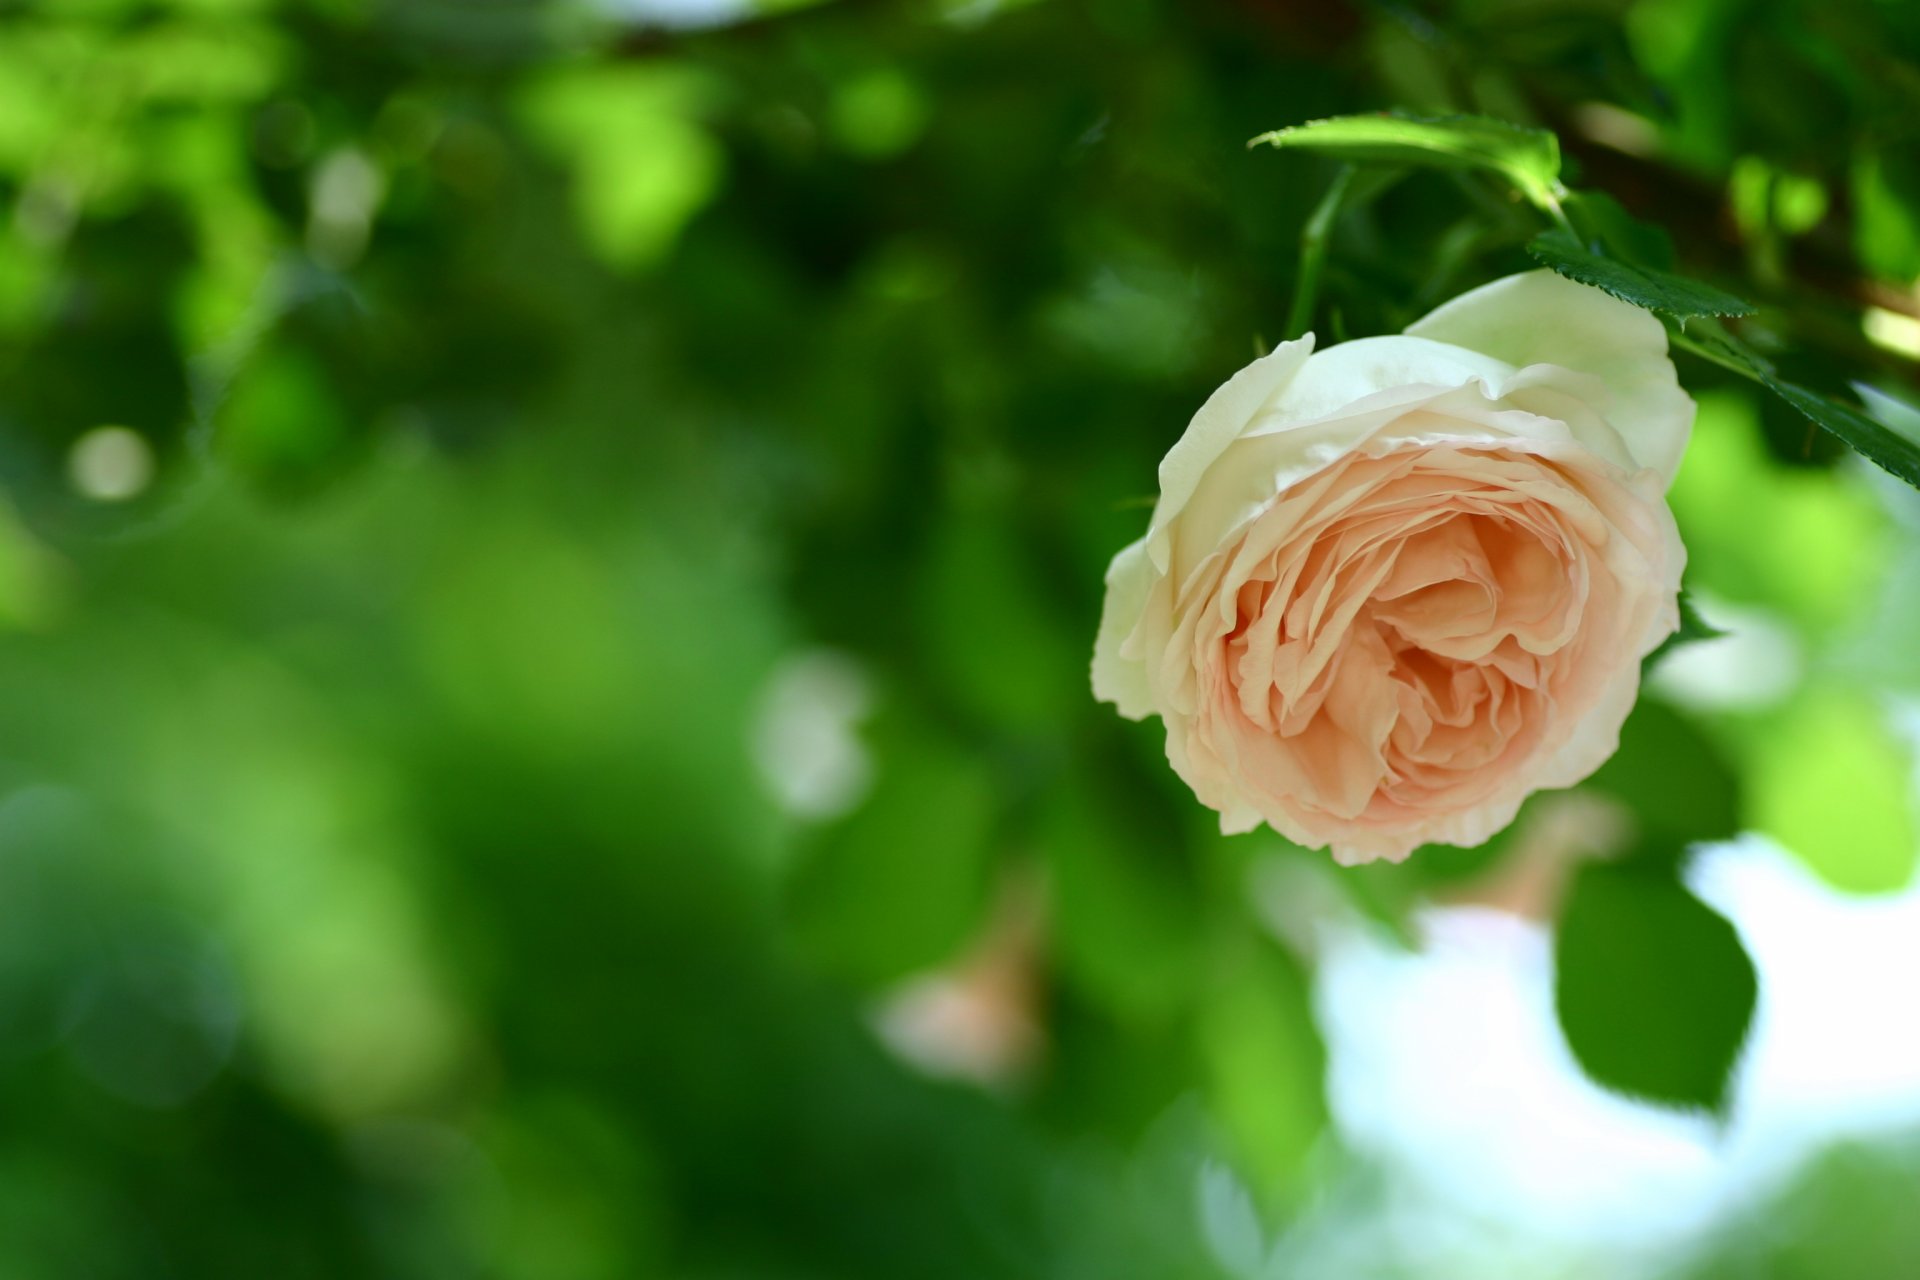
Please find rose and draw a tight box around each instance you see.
[1092,271,1691,864]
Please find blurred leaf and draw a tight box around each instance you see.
[468,1097,665,1280]
[0,790,119,1062]
[217,343,354,491]
[828,69,929,159]
[1198,934,1325,1195]
[1567,190,1675,270]
[1046,1101,1252,1280]
[1668,390,1889,634]
[1644,591,1728,671]
[1527,230,1755,318]
[1852,148,1920,283]
[917,517,1081,733]
[1554,858,1757,1113]
[1679,1142,1920,1279]
[1251,112,1565,211]
[789,709,997,985]
[416,518,640,751]
[1731,157,1829,241]
[1749,689,1918,895]
[1582,697,1742,845]
[1041,781,1202,1025]
[516,66,724,271]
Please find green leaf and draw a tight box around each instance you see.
[1644,591,1728,671]
[1554,859,1757,1113]
[789,709,997,984]
[1582,698,1742,845]
[1526,230,1755,318]
[1249,112,1565,211]
[1853,148,1920,283]
[1198,934,1325,1194]
[918,516,1083,732]
[1671,332,1920,491]
[1041,779,1202,1024]
[1763,378,1920,491]
[1567,191,1676,270]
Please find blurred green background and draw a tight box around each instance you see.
[2,0,1920,1274]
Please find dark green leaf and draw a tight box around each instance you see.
[1042,779,1202,1024]
[1764,379,1920,491]
[1673,331,1920,491]
[1555,859,1757,1113]
[1583,698,1741,845]
[1566,191,1675,269]
[1250,112,1564,210]
[1527,230,1755,318]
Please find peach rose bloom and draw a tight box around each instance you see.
[1092,271,1692,864]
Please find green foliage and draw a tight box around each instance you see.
[516,65,725,270]
[1042,777,1204,1025]
[1681,1143,1920,1278]
[1197,931,1327,1196]
[1669,390,1890,635]
[1852,150,1920,283]
[1250,112,1566,213]
[1762,378,1920,491]
[1526,230,1756,319]
[1583,698,1743,846]
[1670,329,1920,490]
[1566,191,1677,271]
[1554,858,1758,1114]
[1256,104,1920,494]
[790,708,998,984]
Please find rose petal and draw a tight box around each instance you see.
[1405,269,1696,485]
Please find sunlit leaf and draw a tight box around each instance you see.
[516,66,724,271]
[1250,112,1565,210]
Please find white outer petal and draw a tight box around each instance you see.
[1405,269,1696,485]
[1253,334,1515,428]
[1147,334,1316,561]
[1091,538,1155,718]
